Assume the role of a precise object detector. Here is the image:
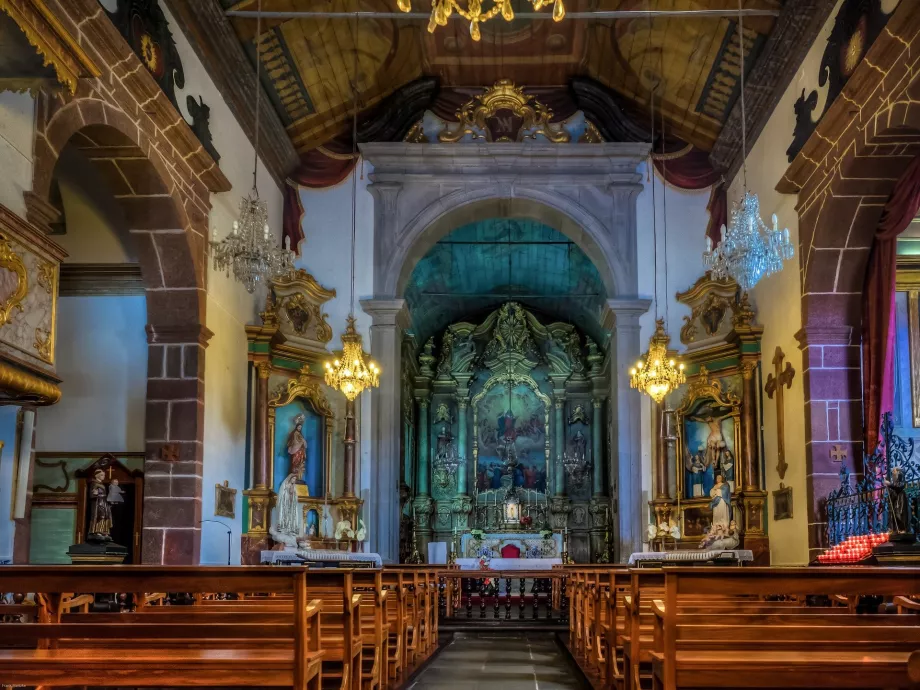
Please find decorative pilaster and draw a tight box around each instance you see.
[360,298,408,563]
[242,361,273,564]
[606,298,651,561]
[456,397,469,495]
[417,395,430,496]
[451,494,474,531]
[343,398,356,497]
[412,494,434,560]
[554,395,566,496]
[549,495,571,531]
[591,398,605,496]
[589,498,612,562]
[739,358,768,562]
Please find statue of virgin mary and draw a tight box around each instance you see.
[271,471,305,546]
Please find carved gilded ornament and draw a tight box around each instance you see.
[0,233,27,328]
[268,369,334,419]
[0,359,59,404]
[676,273,756,346]
[0,0,100,94]
[33,327,51,361]
[438,80,571,144]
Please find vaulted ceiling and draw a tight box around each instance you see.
[405,218,607,343]
[219,0,784,154]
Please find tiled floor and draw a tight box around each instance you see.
[407,633,589,690]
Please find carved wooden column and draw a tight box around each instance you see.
[554,395,566,496]
[739,358,768,563]
[343,398,356,497]
[652,401,669,500]
[242,361,273,564]
[416,395,430,496]
[456,398,469,495]
[591,398,605,496]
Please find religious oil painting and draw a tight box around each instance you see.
[681,399,739,500]
[475,382,548,493]
[273,399,324,498]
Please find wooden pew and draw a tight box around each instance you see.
[381,569,409,683]
[650,567,920,690]
[0,566,324,689]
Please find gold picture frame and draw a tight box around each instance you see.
[773,483,793,521]
[215,480,237,519]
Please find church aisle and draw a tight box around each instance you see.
[408,633,588,690]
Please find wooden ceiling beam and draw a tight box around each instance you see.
[161,0,300,188]
[709,0,837,179]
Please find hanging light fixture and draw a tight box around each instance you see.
[324,14,380,402]
[630,63,685,404]
[210,0,293,293]
[702,0,794,291]
[397,0,564,42]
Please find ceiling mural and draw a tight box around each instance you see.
[221,0,782,154]
[405,218,607,344]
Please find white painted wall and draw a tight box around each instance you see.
[0,406,22,563]
[724,0,852,565]
[0,91,34,219]
[160,3,284,564]
[635,166,712,532]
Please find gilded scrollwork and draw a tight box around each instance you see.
[37,260,54,294]
[268,367,334,419]
[438,80,571,144]
[0,233,28,328]
[33,327,51,362]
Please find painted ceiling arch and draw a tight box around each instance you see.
[405,217,607,344]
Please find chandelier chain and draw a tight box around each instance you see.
[350,8,358,318]
[739,0,747,192]
[253,0,262,196]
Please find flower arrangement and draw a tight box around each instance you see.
[519,515,533,528]
[539,529,553,540]
[470,529,485,540]
[647,520,681,548]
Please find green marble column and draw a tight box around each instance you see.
[554,397,566,495]
[456,398,468,495]
[417,397,430,495]
[592,399,604,496]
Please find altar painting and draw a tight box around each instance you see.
[475,382,548,493]
[681,400,738,500]
[273,399,324,497]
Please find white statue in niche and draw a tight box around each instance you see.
[271,472,306,546]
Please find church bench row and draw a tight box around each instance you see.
[565,566,920,690]
[0,566,324,689]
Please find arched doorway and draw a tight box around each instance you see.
[360,142,650,563]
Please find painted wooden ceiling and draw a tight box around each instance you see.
[221,0,783,153]
[405,218,607,343]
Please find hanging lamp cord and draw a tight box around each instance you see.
[739,0,747,193]
[252,0,262,197]
[647,3,659,323]
[349,9,359,318]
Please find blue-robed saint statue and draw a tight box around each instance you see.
[709,474,732,528]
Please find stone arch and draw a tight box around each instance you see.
[388,192,630,302]
[30,96,213,565]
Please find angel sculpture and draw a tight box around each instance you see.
[334,520,355,541]
[354,519,367,542]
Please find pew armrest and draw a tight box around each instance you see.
[307,599,323,653]
[908,649,920,684]
[651,600,665,620]
[894,596,920,612]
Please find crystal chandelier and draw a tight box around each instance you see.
[210,0,292,294]
[434,443,463,481]
[397,0,564,41]
[704,192,793,291]
[630,319,685,404]
[562,448,591,485]
[324,316,380,401]
[702,0,794,291]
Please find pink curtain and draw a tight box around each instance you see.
[863,154,920,450]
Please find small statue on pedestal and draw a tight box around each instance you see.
[88,469,114,542]
[885,467,915,542]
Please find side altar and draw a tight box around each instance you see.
[240,269,366,564]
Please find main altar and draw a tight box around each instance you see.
[400,300,614,564]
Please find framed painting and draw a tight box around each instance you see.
[674,367,742,538]
[773,483,793,521]
[471,375,550,496]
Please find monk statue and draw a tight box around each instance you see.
[87,468,113,542]
[885,466,914,542]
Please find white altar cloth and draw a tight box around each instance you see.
[627,549,753,565]
[260,548,383,567]
[460,532,562,558]
[456,557,561,570]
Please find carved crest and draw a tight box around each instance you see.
[439,80,571,144]
[268,366,334,419]
[0,233,28,328]
[265,269,335,350]
[676,273,757,347]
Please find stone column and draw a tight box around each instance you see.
[554,396,566,496]
[592,398,604,497]
[606,298,651,562]
[343,398,356,497]
[456,398,469,495]
[360,298,407,563]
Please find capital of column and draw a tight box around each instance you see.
[256,361,272,379]
[360,298,409,329]
[554,397,566,410]
[604,298,652,330]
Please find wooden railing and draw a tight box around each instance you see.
[437,569,568,623]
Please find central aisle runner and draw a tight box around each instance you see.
[408,633,588,690]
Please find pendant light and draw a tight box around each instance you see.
[210,0,293,293]
[703,0,794,291]
[324,17,380,401]
[630,63,685,405]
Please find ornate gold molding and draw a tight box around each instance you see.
[439,80,571,144]
[0,0,100,93]
[0,358,60,404]
[0,233,27,328]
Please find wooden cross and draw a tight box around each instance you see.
[830,445,848,463]
[764,346,796,481]
[106,465,115,480]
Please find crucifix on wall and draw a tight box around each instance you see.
[764,346,795,481]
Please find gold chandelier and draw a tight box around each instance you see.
[629,319,685,404]
[324,316,380,401]
[397,0,565,41]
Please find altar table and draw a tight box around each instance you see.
[455,557,561,570]
[627,549,753,565]
[261,548,383,567]
[460,532,562,559]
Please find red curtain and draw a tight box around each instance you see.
[654,147,721,190]
[705,184,727,245]
[863,154,920,451]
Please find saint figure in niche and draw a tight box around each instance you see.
[88,469,113,541]
[571,429,587,458]
[287,414,307,484]
[709,474,732,528]
[498,409,517,442]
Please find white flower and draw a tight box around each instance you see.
[647,524,658,541]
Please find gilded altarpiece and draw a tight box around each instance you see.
[241,269,360,564]
[652,274,769,563]
[405,302,612,563]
